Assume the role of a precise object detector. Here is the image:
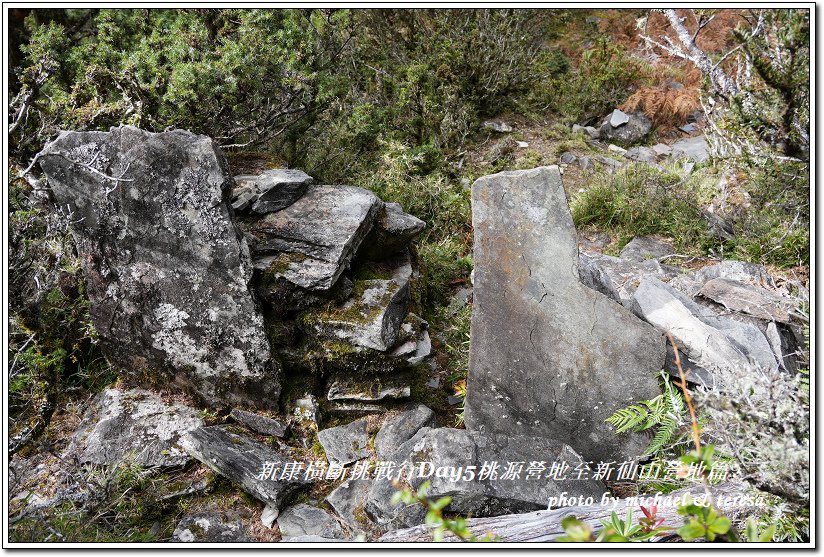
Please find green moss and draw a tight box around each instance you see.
[262,252,309,280]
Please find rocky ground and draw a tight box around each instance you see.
[8,114,808,543]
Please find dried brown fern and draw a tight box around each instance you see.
[622,85,700,127]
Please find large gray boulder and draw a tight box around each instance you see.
[241,184,381,292]
[180,425,307,509]
[38,126,279,409]
[465,166,663,463]
[598,111,652,145]
[364,427,606,530]
[67,388,203,468]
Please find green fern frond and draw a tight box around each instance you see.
[605,405,649,434]
[643,418,679,456]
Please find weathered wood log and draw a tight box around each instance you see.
[379,482,758,542]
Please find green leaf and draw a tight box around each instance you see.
[709,516,731,535]
[677,521,707,541]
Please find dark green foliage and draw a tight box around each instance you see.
[731,9,809,159]
[535,38,648,124]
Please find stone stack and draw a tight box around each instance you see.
[231,169,429,417]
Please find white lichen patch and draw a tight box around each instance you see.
[154,303,190,329]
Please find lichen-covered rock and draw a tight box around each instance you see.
[374,404,435,460]
[317,419,371,465]
[232,169,313,214]
[326,479,373,537]
[172,511,251,542]
[180,425,307,508]
[240,184,381,291]
[38,126,280,409]
[67,388,202,468]
[360,202,425,260]
[277,504,344,540]
[465,166,663,463]
[299,254,413,352]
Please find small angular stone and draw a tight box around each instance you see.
[483,120,513,133]
[172,511,250,542]
[230,408,288,438]
[374,404,435,460]
[360,202,425,259]
[609,109,630,127]
[277,504,344,540]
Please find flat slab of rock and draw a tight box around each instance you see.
[699,277,796,323]
[365,427,606,530]
[374,404,435,460]
[172,511,251,542]
[180,425,306,508]
[578,251,679,307]
[229,408,288,438]
[243,184,381,291]
[327,374,411,403]
[317,419,371,465]
[232,169,313,214]
[466,166,663,462]
[671,136,710,163]
[67,388,202,468]
[277,504,344,540]
[38,126,279,409]
[631,277,778,374]
[620,236,675,262]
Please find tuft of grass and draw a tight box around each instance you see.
[571,162,724,255]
